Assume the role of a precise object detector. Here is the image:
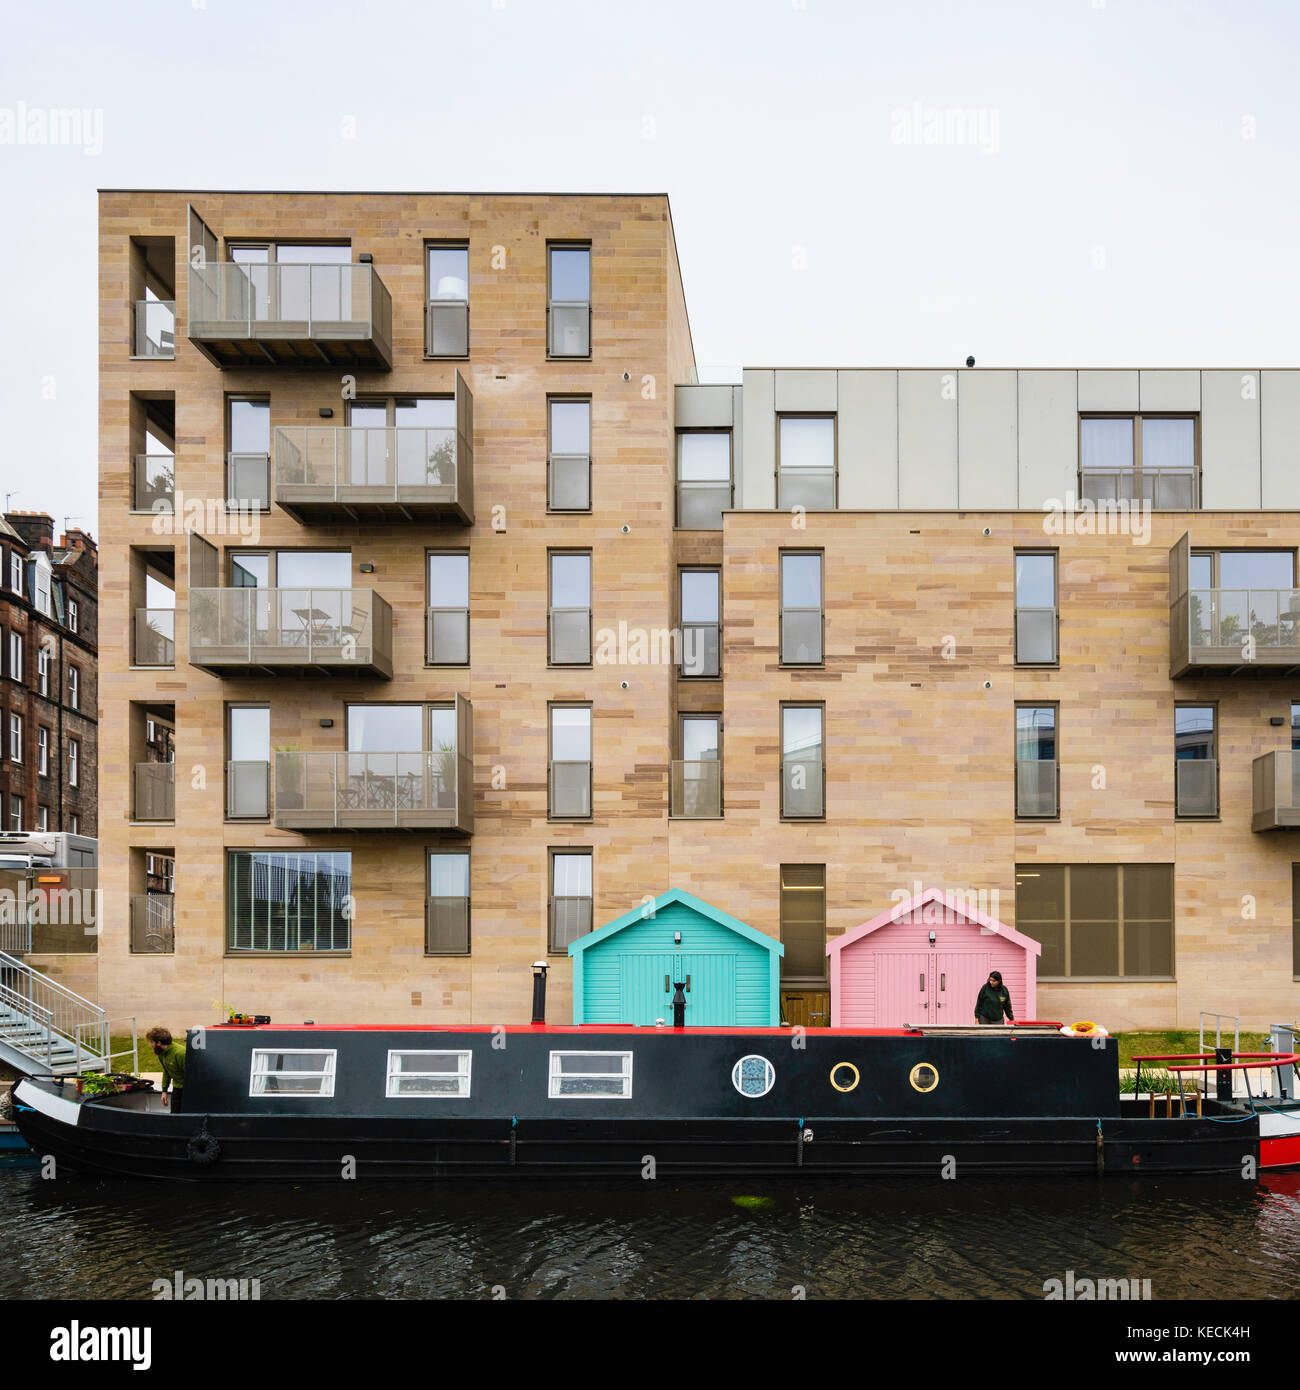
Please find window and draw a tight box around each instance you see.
[36,805,48,832]
[548,551,592,665]
[549,849,592,951]
[226,850,352,952]
[67,665,79,711]
[780,864,827,983]
[8,713,22,763]
[68,739,79,787]
[427,552,470,665]
[548,398,591,511]
[676,433,732,529]
[346,396,455,488]
[36,648,49,696]
[427,851,470,955]
[777,416,836,510]
[548,1051,632,1098]
[227,398,271,510]
[249,1050,336,1097]
[1293,702,1300,752]
[780,551,823,665]
[386,1049,472,1098]
[1080,415,1197,508]
[1016,864,1174,979]
[32,557,51,616]
[547,244,591,357]
[7,631,21,681]
[227,705,271,819]
[37,727,48,777]
[549,705,592,818]
[425,244,469,357]
[674,715,721,818]
[67,599,78,634]
[679,569,720,677]
[732,1055,776,1098]
[1175,704,1217,818]
[7,796,21,831]
[8,553,21,593]
[1187,550,1296,654]
[69,813,78,835]
[229,549,352,589]
[1015,705,1058,819]
[781,705,824,818]
[1015,551,1058,664]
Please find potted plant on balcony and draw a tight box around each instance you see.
[226,1007,256,1026]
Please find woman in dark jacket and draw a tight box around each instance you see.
[974,971,1014,1025]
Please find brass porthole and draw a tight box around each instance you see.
[830,1061,860,1093]
[909,1062,939,1094]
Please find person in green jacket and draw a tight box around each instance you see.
[146,1027,186,1112]
[974,971,1014,1025]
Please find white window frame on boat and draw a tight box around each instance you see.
[731,1054,776,1098]
[385,1049,472,1098]
[249,1049,337,1097]
[547,1050,633,1099]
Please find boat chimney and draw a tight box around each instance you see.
[671,980,687,1028]
[531,961,549,1024]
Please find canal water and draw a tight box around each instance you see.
[2,1153,1299,1299]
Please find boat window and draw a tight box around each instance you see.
[249,1049,336,1097]
[386,1050,471,1098]
[731,1055,775,1098]
[548,1051,633,1099]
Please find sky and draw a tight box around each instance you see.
[1,0,1297,534]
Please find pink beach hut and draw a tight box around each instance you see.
[827,887,1040,1028]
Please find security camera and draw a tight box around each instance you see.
[622,371,631,382]
[982,527,991,536]
[621,524,630,534]
[983,681,992,690]
[620,680,629,690]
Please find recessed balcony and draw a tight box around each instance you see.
[187,260,393,369]
[1252,751,1300,831]
[133,762,175,822]
[130,895,174,954]
[188,588,393,678]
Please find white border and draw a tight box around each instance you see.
[248,1048,337,1098]
[384,1048,472,1099]
[547,1049,633,1099]
[732,1054,775,1098]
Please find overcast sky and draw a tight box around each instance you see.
[1,0,1296,534]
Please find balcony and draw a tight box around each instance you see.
[547,301,591,358]
[131,455,175,513]
[133,609,175,667]
[1176,759,1218,818]
[133,762,175,822]
[187,260,393,369]
[1015,761,1058,819]
[1252,751,1300,831]
[130,895,175,954]
[226,760,270,820]
[132,299,175,359]
[670,759,722,819]
[275,403,473,525]
[780,608,823,665]
[680,621,720,678]
[549,761,592,819]
[274,744,473,835]
[189,588,393,678]
[1081,466,1197,510]
[426,896,470,954]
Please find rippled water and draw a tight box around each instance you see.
[2,1153,1299,1300]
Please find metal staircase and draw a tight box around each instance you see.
[0,949,110,1076]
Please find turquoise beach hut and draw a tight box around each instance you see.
[568,888,783,1026]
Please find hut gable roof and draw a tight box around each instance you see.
[568,887,784,958]
[826,886,1042,957]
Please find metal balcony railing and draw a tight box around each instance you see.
[1016,760,1058,819]
[426,608,469,665]
[780,608,823,665]
[671,759,722,818]
[133,299,175,359]
[781,754,825,818]
[1081,466,1198,510]
[274,746,473,833]
[548,453,591,511]
[425,300,468,357]
[133,608,175,667]
[1173,588,1300,672]
[133,762,175,822]
[676,480,732,529]
[1015,606,1058,664]
[132,454,175,512]
[679,621,720,678]
[778,468,835,511]
[548,607,592,665]
[227,452,270,510]
[187,260,393,369]
[226,760,270,819]
[547,301,591,357]
[1252,750,1300,831]
[548,896,593,951]
[425,896,470,954]
[549,761,592,818]
[188,588,393,677]
[1176,758,1218,818]
[130,895,175,954]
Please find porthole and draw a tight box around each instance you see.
[909,1062,939,1094]
[830,1061,860,1093]
[732,1054,775,1098]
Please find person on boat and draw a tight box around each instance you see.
[974,971,1014,1025]
[146,1027,186,1112]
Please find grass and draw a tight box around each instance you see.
[1112,1029,1267,1067]
[105,1035,159,1076]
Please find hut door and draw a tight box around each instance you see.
[618,953,676,1026]
[674,953,736,1026]
[875,952,933,1027]
[933,953,990,1023]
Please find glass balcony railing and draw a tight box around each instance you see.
[226,760,270,820]
[133,300,175,359]
[670,759,722,818]
[780,608,823,665]
[1172,588,1300,673]
[548,453,591,511]
[676,480,732,529]
[130,895,175,954]
[1081,466,1197,510]
[132,454,175,512]
[273,749,472,833]
[1252,750,1300,831]
[547,301,591,357]
[781,754,825,818]
[1015,606,1058,665]
[548,607,592,665]
[1015,760,1058,819]
[133,609,175,667]
[133,762,175,822]
[679,621,720,678]
[425,300,468,357]
[226,453,270,510]
[188,588,393,678]
[187,261,393,368]
[549,761,592,818]
[778,468,835,511]
[426,608,469,665]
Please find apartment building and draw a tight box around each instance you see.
[93,189,1300,1033]
[0,513,98,837]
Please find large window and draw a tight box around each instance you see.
[427,851,470,955]
[780,864,827,984]
[1015,864,1174,979]
[227,850,352,953]
[346,396,455,487]
[676,433,732,529]
[1015,705,1058,819]
[548,398,591,511]
[780,551,824,665]
[427,552,470,664]
[227,705,270,820]
[8,713,22,763]
[1188,550,1297,653]
[777,416,836,510]
[679,569,720,677]
[1175,704,1217,818]
[425,244,469,357]
[1080,415,1197,509]
[549,704,593,818]
[547,245,591,357]
[67,665,79,711]
[7,630,22,681]
[780,705,825,819]
[549,849,592,952]
[1014,551,1058,665]
[548,551,592,665]
[227,397,271,509]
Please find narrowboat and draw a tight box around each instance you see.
[12,1002,1300,1181]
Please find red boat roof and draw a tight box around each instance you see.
[207,1022,1071,1036]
